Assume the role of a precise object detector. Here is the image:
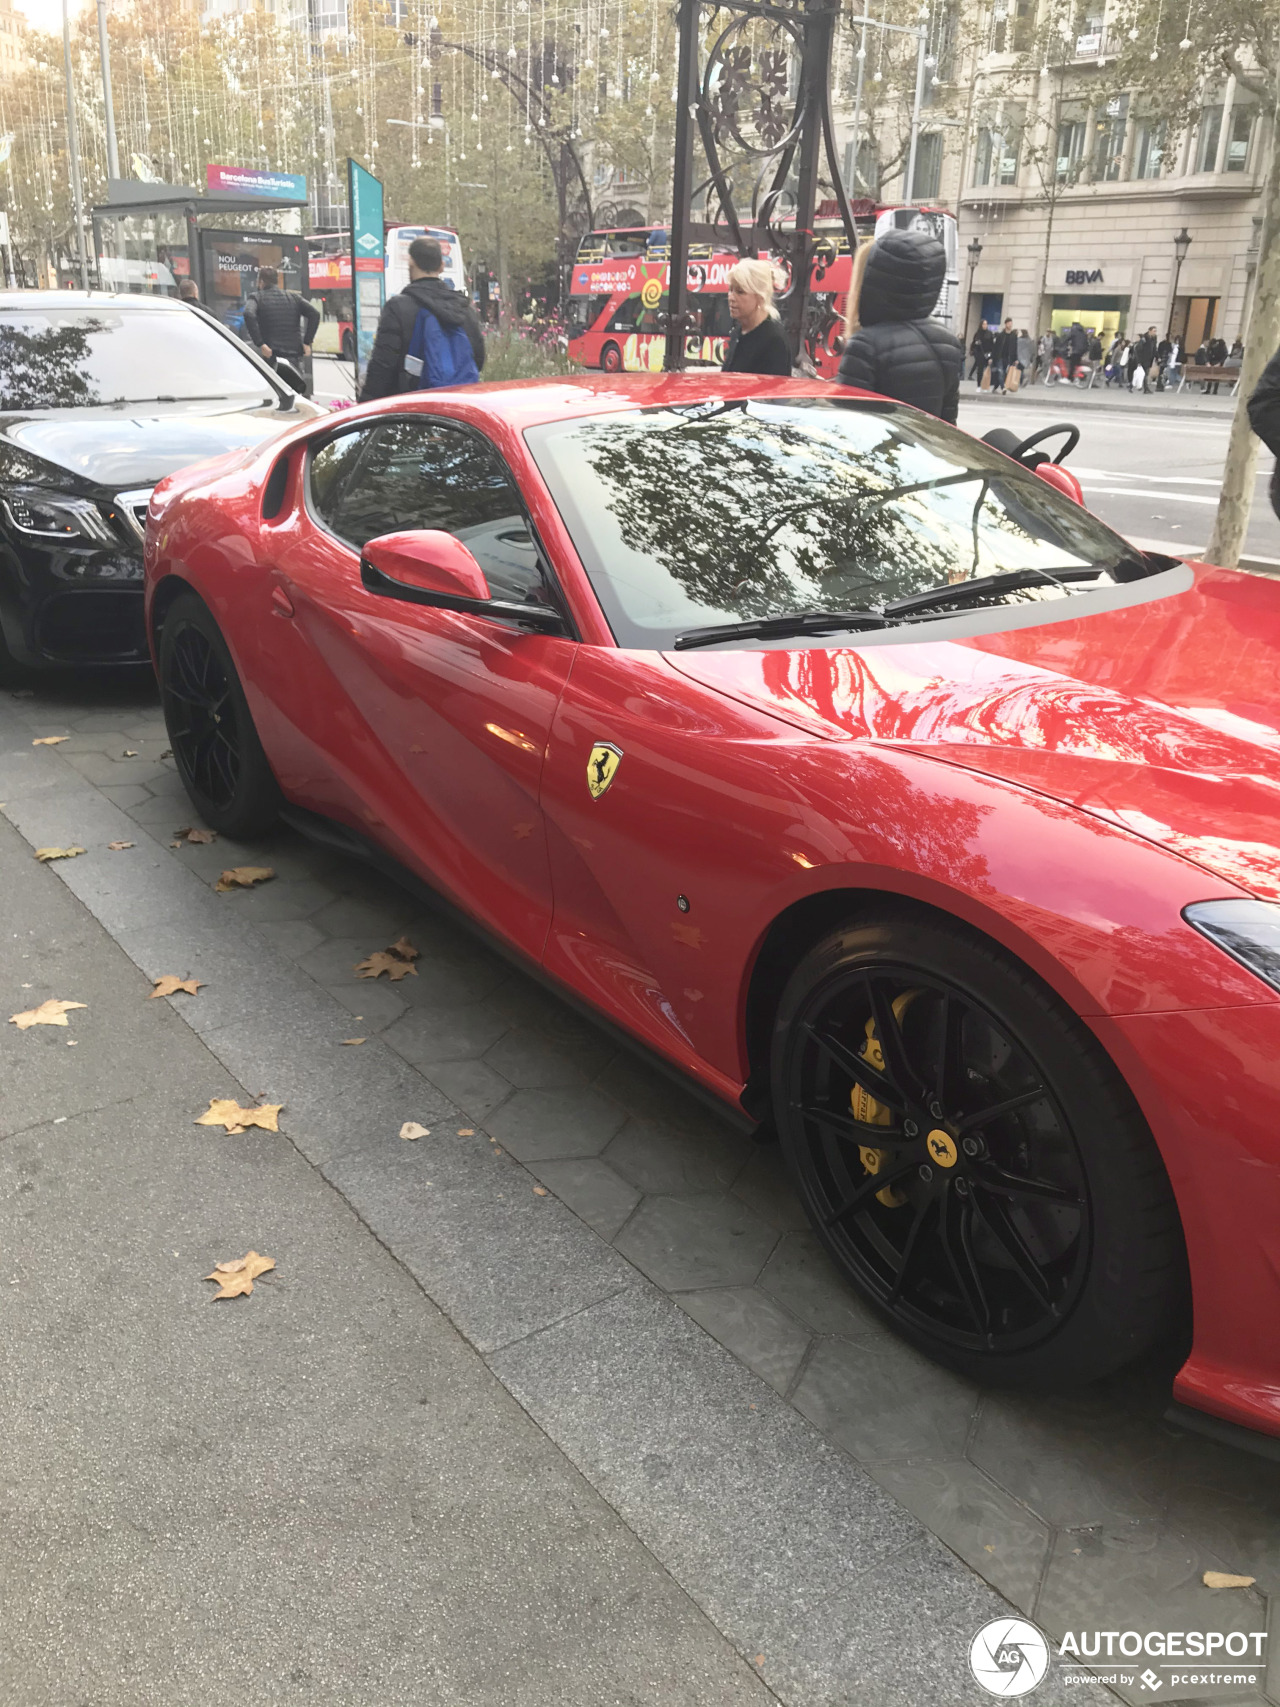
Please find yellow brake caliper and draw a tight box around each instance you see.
[853,997,914,1208]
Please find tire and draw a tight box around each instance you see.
[600,341,623,374]
[771,907,1187,1388]
[158,591,282,838]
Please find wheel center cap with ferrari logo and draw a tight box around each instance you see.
[587,742,623,799]
[926,1128,958,1168]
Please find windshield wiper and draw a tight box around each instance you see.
[881,565,1105,620]
[104,394,237,406]
[673,609,887,650]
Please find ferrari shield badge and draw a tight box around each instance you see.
[587,742,623,800]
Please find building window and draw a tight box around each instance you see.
[1093,94,1128,181]
[1132,118,1165,179]
[988,0,1032,52]
[1196,104,1223,172]
[911,131,943,200]
[1056,106,1087,181]
[973,107,1021,185]
[1225,106,1254,171]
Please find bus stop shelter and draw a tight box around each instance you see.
[90,178,308,335]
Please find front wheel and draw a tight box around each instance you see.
[158,591,281,838]
[771,909,1186,1388]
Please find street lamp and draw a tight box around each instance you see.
[1169,226,1192,338]
[964,236,983,349]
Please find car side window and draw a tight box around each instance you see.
[315,417,550,606]
[309,427,373,529]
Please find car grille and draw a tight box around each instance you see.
[108,487,155,547]
[36,589,148,661]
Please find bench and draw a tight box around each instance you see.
[1178,364,1240,395]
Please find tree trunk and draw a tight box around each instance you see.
[1206,100,1280,567]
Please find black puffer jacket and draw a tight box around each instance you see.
[1248,345,1280,521]
[360,277,486,401]
[836,232,963,423]
[243,287,320,357]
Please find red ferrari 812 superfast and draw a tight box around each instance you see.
[144,373,1280,1449]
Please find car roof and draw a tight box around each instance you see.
[376,372,857,433]
[0,291,189,311]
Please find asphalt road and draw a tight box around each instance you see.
[958,393,1280,567]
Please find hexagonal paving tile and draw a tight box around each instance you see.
[256,920,327,961]
[483,1026,604,1089]
[601,1116,747,1196]
[214,878,339,923]
[614,1193,777,1291]
[425,1058,514,1123]
[675,1285,811,1395]
[394,954,509,1010]
[309,894,418,942]
[486,1087,627,1162]
[731,1147,812,1234]
[297,936,385,985]
[381,999,515,1068]
[758,1230,888,1341]
[322,981,407,1031]
[791,1334,979,1463]
[528,1157,641,1241]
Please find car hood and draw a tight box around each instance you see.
[0,399,309,491]
[666,564,1280,901]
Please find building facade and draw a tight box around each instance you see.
[830,1,1271,349]
[0,0,28,80]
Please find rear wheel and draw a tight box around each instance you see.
[771,909,1186,1387]
[158,591,281,838]
[600,341,623,374]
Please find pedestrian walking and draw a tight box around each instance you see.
[991,318,1018,393]
[1131,326,1158,394]
[243,268,319,392]
[1015,328,1033,388]
[1036,328,1055,383]
[837,230,964,423]
[969,320,994,385]
[1106,339,1130,388]
[720,258,792,375]
[1247,344,1280,522]
[1065,320,1087,382]
[359,236,486,400]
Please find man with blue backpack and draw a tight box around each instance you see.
[358,236,486,401]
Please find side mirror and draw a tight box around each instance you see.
[1033,462,1084,506]
[360,529,567,635]
[364,530,491,601]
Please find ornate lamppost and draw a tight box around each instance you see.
[964,235,983,349]
[1168,226,1192,338]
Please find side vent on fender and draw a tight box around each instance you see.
[262,452,291,521]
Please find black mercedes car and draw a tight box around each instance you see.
[0,292,323,673]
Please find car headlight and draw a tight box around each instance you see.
[1184,900,1280,994]
[2,491,120,545]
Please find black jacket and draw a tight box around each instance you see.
[722,314,792,376]
[243,287,320,356]
[360,277,486,401]
[836,231,964,424]
[1248,345,1280,521]
[993,328,1018,366]
[1132,335,1157,372]
[1065,323,1088,358]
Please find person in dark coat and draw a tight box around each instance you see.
[1131,326,1158,393]
[991,318,1018,393]
[836,231,964,423]
[969,321,993,383]
[360,236,486,401]
[1064,320,1088,382]
[720,257,792,375]
[1248,345,1280,522]
[243,268,320,370]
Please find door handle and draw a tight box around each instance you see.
[271,585,295,618]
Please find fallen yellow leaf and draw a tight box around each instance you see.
[1203,1571,1256,1589]
[32,735,69,746]
[389,936,420,963]
[107,840,135,851]
[355,950,418,982]
[342,1037,366,1046]
[532,1185,547,1196]
[174,826,217,844]
[195,1098,283,1134]
[9,998,87,1030]
[214,866,275,893]
[400,1121,430,1141]
[204,1250,275,1300]
[458,1128,475,1136]
[34,846,86,862]
[149,976,203,999]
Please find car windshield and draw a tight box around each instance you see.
[0,307,276,411]
[526,397,1150,649]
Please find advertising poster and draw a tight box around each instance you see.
[347,158,385,386]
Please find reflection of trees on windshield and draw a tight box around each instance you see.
[0,320,103,410]
[579,407,1107,627]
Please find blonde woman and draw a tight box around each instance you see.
[836,230,964,422]
[722,256,792,376]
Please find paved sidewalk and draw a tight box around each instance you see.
[960,376,1239,422]
[4,673,1278,1704]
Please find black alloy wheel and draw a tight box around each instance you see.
[158,591,281,838]
[773,910,1187,1387]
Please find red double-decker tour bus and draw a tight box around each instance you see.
[566,208,958,378]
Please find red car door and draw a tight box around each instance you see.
[268,414,576,962]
